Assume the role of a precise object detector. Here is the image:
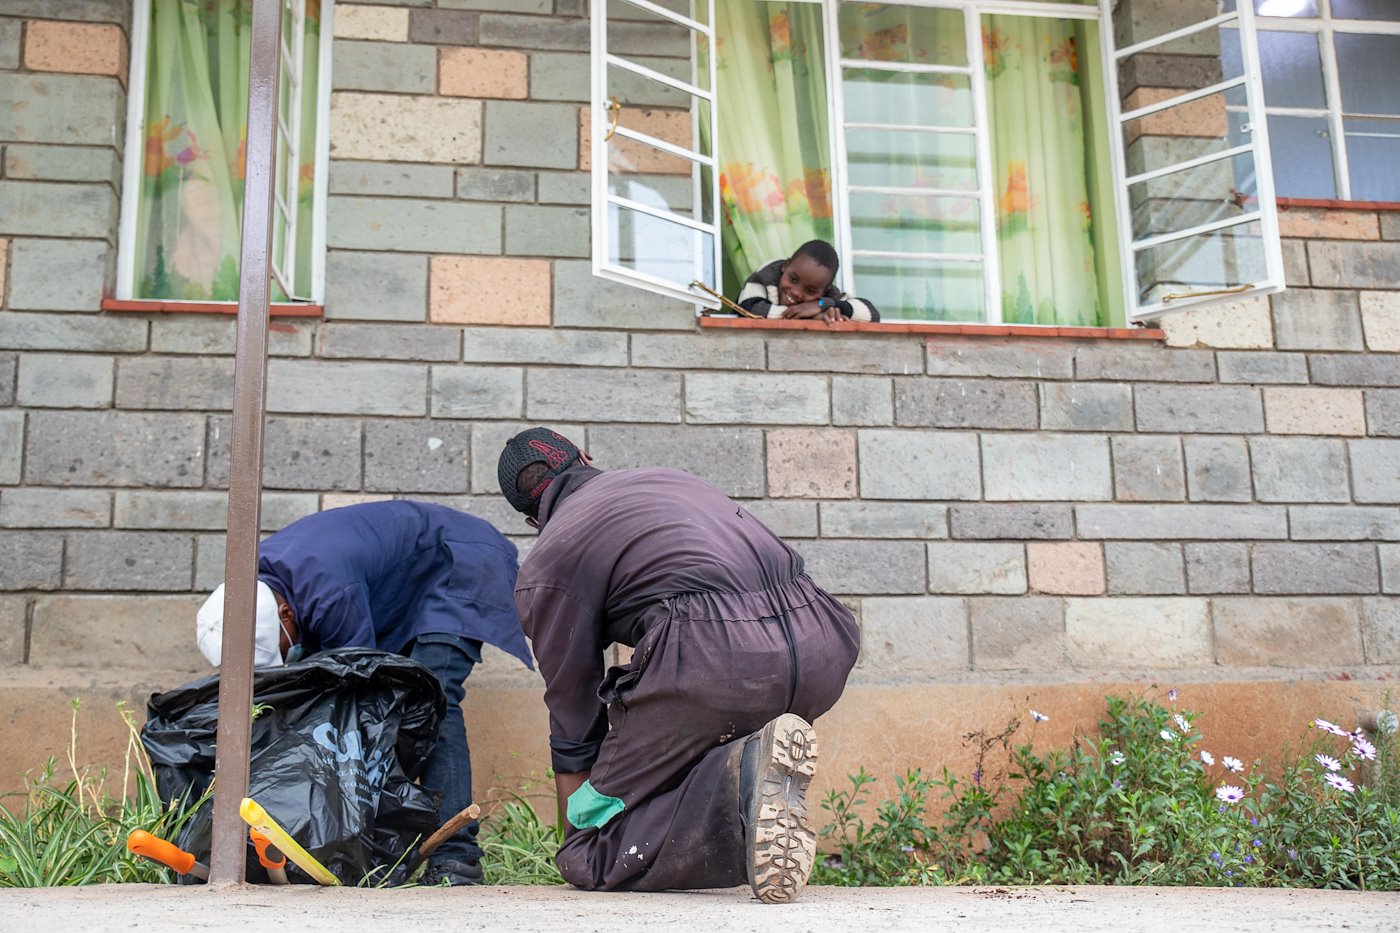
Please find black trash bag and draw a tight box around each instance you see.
[141,647,446,885]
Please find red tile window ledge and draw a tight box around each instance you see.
[1276,197,1400,211]
[102,298,323,318]
[699,315,1164,340]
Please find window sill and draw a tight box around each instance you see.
[1277,197,1400,212]
[102,299,324,318]
[698,316,1164,340]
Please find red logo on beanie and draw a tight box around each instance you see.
[527,438,570,468]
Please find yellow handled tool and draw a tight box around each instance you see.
[250,827,290,885]
[239,797,341,886]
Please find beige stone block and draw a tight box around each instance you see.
[23,21,127,79]
[1214,596,1364,667]
[1277,208,1379,241]
[0,237,7,305]
[0,596,23,666]
[440,48,528,100]
[1065,597,1212,667]
[1263,387,1365,436]
[321,493,394,510]
[332,4,409,42]
[1123,87,1226,144]
[1360,290,1400,352]
[766,429,856,499]
[1028,541,1104,596]
[852,596,968,680]
[330,92,482,165]
[29,595,207,668]
[580,105,691,175]
[430,255,551,326]
[1161,296,1272,349]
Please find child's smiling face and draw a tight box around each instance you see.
[779,254,835,305]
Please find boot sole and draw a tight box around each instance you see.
[746,713,818,905]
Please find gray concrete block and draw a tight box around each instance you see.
[1351,439,1400,503]
[0,354,14,407]
[0,18,19,70]
[0,595,22,666]
[852,597,968,680]
[329,161,456,199]
[0,181,115,239]
[443,0,551,10]
[1310,354,1400,388]
[927,542,1025,595]
[858,430,981,501]
[894,379,1037,430]
[1075,345,1215,383]
[485,101,578,169]
[327,198,501,254]
[17,353,113,408]
[926,338,1074,379]
[586,425,765,498]
[1384,214,1400,241]
[526,367,679,423]
[631,333,763,371]
[28,594,207,668]
[25,411,204,488]
[832,376,893,426]
[463,328,626,366]
[1184,541,1251,594]
[1213,596,1364,666]
[505,204,589,257]
[948,503,1073,539]
[0,312,146,353]
[207,416,363,492]
[1271,289,1365,351]
[552,260,693,331]
[1283,238,1309,286]
[685,373,826,425]
[1250,437,1350,503]
[1367,390,1400,437]
[1112,435,1185,502]
[1253,543,1378,594]
[431,365,525,419]
[364,420,470,493]
[408,8,479,44]
[528,52,589,102]
[982,434,1111,501]
[819,502,947,539]
[1184,436,1251,502]
[1306,241,1400,289]
[1105,541,1185,595]
[456,167,536,202]
[1384,544,1399,593]
[0,489,109,528]
[268,360,427,416]
[0,1,129,23]
[467,420,587,494]
[0,531,63,589]
[1361,597,1400,664]
[536,171,590,205]
[63,531,193,591]
[112,490,315,531]
[741,500,817,539]
[969,596,1065,671]
[1216,351,1309,385]
[1135,385,1263,434]
[1039,382,1134,432]
[7,239,107,311]
[115,357,233,410]
[478,13,590,50]
[195,534,226,593]
[1076,504,1287,539]
[769,335,923,375]
[0,75,122,146]
[320,323,461,362]
[0,413,20,485]
[3,144,119,185]
[324,251,429,323]
[332,39,437,93]
[1290,506,1400,541]
[796,539,926,595]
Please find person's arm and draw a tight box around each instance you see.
[737,274,778,318]
[301,583,375,650]
[554,770,590,836]
[827,287,880,323]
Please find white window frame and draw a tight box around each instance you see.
[1236,0,1400,201]
[590,0,1285,324]
[115,0,335,304]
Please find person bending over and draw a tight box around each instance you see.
[737,239,880,323]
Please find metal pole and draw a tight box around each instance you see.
[209,0,283,886]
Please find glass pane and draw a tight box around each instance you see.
[853,257,983,322]
[607,140,712,224]
[1336,34,1400,117]
[1253,30,1324,109]
[843,69,972,127]
[606,64,710,159]
[1115,0,1240,50]
[838,3,967,67]
[845,127,978,191]
[608,0,711,94]
[1225,0,1319,16]
[607,202,715,286]
[1128,151,1257,243]
[1123,89,1234,174]
[1120,24,1237,104]
[848,191,980,255]
[1134,220,1268,306]
[1332,0,1397,19]
[1345,117,1400,202]
[1255,113,1335,198]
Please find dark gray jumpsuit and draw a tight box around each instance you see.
[514,466,860,891]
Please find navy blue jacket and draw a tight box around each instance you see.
[258,501,532,668]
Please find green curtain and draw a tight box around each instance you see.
[715,0,834,297]
[134,0,321,301]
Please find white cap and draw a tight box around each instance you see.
[195,581,284,668]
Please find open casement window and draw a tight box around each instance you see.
[1104,0,1285,322]
[116,0,332,304]
[591,0,723,308]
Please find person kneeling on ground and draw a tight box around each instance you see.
[737,238,880,323]
[497,428,860,903]
[194,500,533,887]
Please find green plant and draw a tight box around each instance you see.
[478,794,564,885]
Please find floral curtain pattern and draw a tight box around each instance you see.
[134,0,321,301]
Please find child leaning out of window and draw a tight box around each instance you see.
[736,240,880,324]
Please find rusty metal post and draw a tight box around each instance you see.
[209,0,283,886]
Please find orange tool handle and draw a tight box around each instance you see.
[250,828,287,870]
[127,829,205,878]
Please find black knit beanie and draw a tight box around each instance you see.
[497,428,582,516]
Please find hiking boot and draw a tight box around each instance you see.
[739,713,818,904]
[421,857,484,887]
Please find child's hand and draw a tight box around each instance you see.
[781,300,837,322]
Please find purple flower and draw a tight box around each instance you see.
[1112,779,1122,789]
[1244,855,1253,864]
[1222,756,1244,774]
[1323,773,1355,793]
[1315,753,1342,772]
[1215,784,1245,803]
[1251,817,1259,827]
[1200,750,1215,766]
[1314,718,1350,737]
[1351,736,1377,761]
[1030,709,1048,723]
[1211,851,1222,863]
[1168,689,1178,702]
[1252,838,1262,847]
[972,769,982,785]
[1287,848,1299,861]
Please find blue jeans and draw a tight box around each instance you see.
[407,633,483,865]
